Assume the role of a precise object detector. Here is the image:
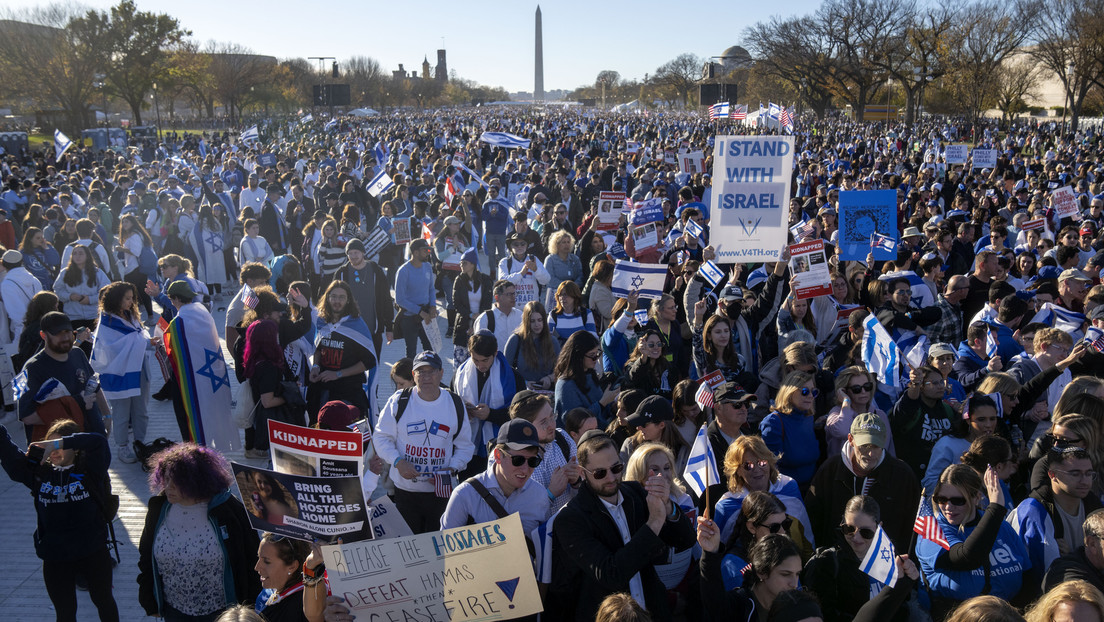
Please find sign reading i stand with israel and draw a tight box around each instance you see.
[711,136,794,262]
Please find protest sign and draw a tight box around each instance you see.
[838,190,898,261]
[631,223,659,251]
[700,369,726,391]
[629,197,664,226]
[362,227,391,261]
[268,420,363,479]
[232,463,368,541]
[627,141,641,154]
[597,191,626,231]
[664,149,678,165]
[788,239,832,300]
[944,144,969,165]
[711,136,795,262]
[679,151,705,175]
[322,514,542,621]
[257,153,278,167]
[369,497,414,540]
[392,219,412,245]
[972,149,997,170]
[1021,218,1047,232]
[1052,186,1080,220]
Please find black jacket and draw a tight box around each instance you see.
[803,544,911,622]
[552,480,696,621]
[333,260,394,336]
[1044,546,1104,594]
[805,451,920,551]
[137,491,261,617]
[452,271,494,343]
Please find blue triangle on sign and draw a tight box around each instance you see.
[495,577,519,602]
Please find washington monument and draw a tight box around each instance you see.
[535,6,544,102]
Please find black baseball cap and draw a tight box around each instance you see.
[40,312,73,335]
[624,395,674,428]
[714,382,756,405]
[496,419,542,450]
[412,350,442,371]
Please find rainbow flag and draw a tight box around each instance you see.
[164,302,237,450]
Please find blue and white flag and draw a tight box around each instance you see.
[479,132,530,149]
[871,232,897,254]
[366,170,395,198]
[985,328,999,358]
[685,218,705,241]
[300,113,313,124]
[629,198,664,226]
[683,423,721,498]
[54,129,74,159]
[859,525,899,588]
[373,141,389,170]
[901,333,931,370]
[611,260,667,300]
[90,314,147,400]
[239,125,259,143]
[607,243,629,260]
[768,102,782,120]
[12,370,28,402]
[1031,302,1086,337]
[699,260,725,288]
[633,309,650,325]
[862,315,901,389]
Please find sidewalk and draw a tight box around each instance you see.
[0,294,455,621]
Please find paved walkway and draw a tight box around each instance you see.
[0,293,456,621]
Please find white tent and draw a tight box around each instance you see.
[611,100,643,113]
[348,108,380,117]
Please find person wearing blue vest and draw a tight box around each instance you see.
[394,238,437,359]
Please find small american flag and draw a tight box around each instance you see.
[242,287,259,309]
[780,106,794,130]
[433,472,455,499]
[914,494,951,550]
[347,420,372,448]
[731,104,748,120]
[695,381,715,410]
[871,232,897,253]
[1091,333,1104,353]
[790,220,816,242]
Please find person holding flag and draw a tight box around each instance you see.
[307,280,378,420]
[803,495,920,622]
[888,365,957,481]
[917,464,1032,618]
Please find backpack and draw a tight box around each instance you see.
[477,309,496,334]
[393,387,465,441]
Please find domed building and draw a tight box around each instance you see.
[702,45,754,80]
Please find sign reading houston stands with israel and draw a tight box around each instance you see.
[711,136,795,262]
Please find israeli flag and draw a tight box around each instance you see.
[300,113,313,124]
[985,328,999,358]
[862,315,901,389]
[54,129,74,158]
[871,232,898,253]
[859,525,899,588]
[901,333,931,370]
[699,260,725,288]
[685,218,705,240]
[768,102,782,120]
[12,370,28,402]
[611,260,667,300]
[239,125,259,143]
[1031,302,1086,339]
[366,170,395,198]
[479,131,531,149]
[683,423,721,498]
[633,309,650,325]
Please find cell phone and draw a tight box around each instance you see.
[27,444,45,464]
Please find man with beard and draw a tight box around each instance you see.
[17,311,109,440]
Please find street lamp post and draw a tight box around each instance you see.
[93,73,107,127]
[1064,61,1075,136]
[151,82,162,142]
[885,77,892,124]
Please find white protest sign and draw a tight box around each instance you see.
[788,239,832,300]
[1052,186,1080,220]
[944,144,969,165]
[679,151,705,175]
[972,148,997,170]
[368,497,414,540]
[322,514,542,620]
[710,136,795,262]
[268,420,364,478]
[597,191,625,231]
[631,223,658,251]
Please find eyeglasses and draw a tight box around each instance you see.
[799,387,819,397]
[501,450,542,469]
[847,382,874,394]
[1054,469,1097,481]
[933,495,969,507]
[921,379,945,388]
[840,524,876,539]
[743,459,770,471]
[581,462,624,480]
[584,352,601,361]
[643,341,663,349]
[756,517,793,533]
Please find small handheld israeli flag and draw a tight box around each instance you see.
[611,261,667,300]
[985,328,999,358]
[685,218,705,240]
[367,170,395,198]
[12,370,28,402]
[871,232,897,254]
[54,130,74,158]
[633,309,650,325]
[699,260,725,288]
[682,423,720,498]
[859,525,899,588]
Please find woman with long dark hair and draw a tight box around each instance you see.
[622,328,678,400]
[244,319,303,458]
[116,213,156,320]
[504,301,560,390]
[54,244,110,336]
[14,291,60,371]
[553,330,619,425]
[450,248,492,367]
[20,226,60,289]
[91,282,151,465]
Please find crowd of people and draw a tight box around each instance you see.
[2,106,1104,622]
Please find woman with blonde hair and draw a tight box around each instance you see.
[542,229,582,310]
[946,596,1025,622]
[712,436,814,555]
[760,370,821,487]
[824,366,892,457]
[1025,580,1104,622]
[1028,413,1104,496]
[625,442,697,605]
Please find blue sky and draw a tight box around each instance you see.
[9,1,822,93]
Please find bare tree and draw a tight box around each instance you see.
[342,56,386,107]
[994,52,1043,123]
[1028,0,1104,133]
[0,5,110,133]
[206,41,273,123]
[744,16,837,118]
[595,70,620,108]
[652,54,702,107]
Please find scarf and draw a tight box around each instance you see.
[453,351,516,456]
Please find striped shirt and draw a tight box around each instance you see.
[548,308,597,344]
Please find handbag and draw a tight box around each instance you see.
[232,381,259,428]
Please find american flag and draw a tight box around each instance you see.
[780,106,794,130]
[790,220,816,242]
[709,102,731,120]
[347,420,372,448]
[731,104,748,120]
[242,287,259,309]
[913,494,951,550]
[433,472,455,499]
[694,381,715,410]
[871,232,897,253]
[1091,332,1104,353]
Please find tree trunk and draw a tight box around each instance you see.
[903,86,917,127]
[128,98,143,127]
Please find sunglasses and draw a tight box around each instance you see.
[933,495,969,507]
[756,517,793,533]
[581,462,624,480]
[501,450,542,469]
[840,523,876,539]
[584,352,601,361]
[743,459,770,471]
[847,382,874,394]
[799,387,819,397]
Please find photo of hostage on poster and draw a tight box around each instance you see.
[321,514,542,621]
[233,462,369,542]
[788,239,832,300]
[268,419,364,478]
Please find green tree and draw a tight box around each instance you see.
[73,0,188,126]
